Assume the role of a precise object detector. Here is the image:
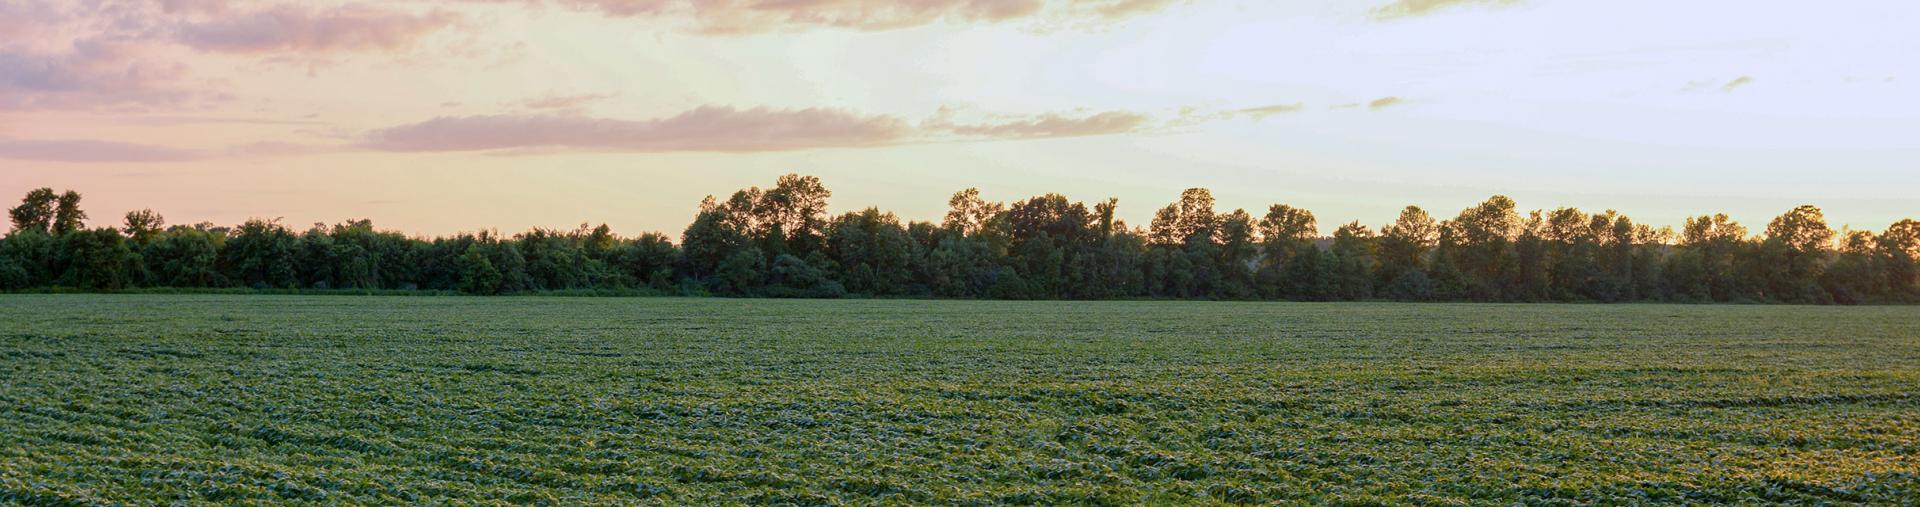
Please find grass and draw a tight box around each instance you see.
[1,295,1917,505]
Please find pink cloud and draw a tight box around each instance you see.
[362,106,915,152]
[174,5,459,53]
[363,105,1158,153]
[0,139,200,162]
[157,0,230,15]
[516,92,619,112]
[505,0,1175,33]
[0,1,63,40]
[0,39,196,111]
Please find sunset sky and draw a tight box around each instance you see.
[3,0,1916,237]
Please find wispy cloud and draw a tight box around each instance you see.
[362,105,1158,153]
[0,139,200,163]
[362,106,915,152]
[936,111,1150,139]
[0,39,197,111]
[121,115,331,126]
[515,92,619,112]
[174,5,460,54]
[1235,103,1305,120]
[1721,76,1754,92]
[1680,76,1758,94]
[502,0,1179,34]
[223,141,346,158]
[1370,0,1520,20]
[1368,96,1404,110]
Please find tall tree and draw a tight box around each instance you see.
[58,228,138,289]
[1329,221,1377,300]
[122,209,165,246]
[943,188,1002,237]
[1673,213,1749,301]
[1257,204,1316,298]
[1377,206,1437,299]
[1879,219,1920,301]
[52,190,87,235]
[1761,205,1833,302]
[222,219,299,289]
[1444,196,1522,300]
[9,188,58,234]
[1216,209,1259,298]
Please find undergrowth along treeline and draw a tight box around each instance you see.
[4,176,1917,303]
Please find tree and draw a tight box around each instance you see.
[1879,219,1920,300]
[758,174,832,256]
[1377,206,1437,293]
[144,227,222,287]
[0,230,55,289]
[1258,204,1316,298]
[1674,213,1749,301]
[458,247,501,294]
[1540,207,1595,300]
[1149,188,1217,246]
[57,228,138,289]
[827,208,913,295]
[9,188,58,234]
[1822,229,1879,304]
[765,254,845,298]
[1216,209,1259,298]
[1329,222,1377,299]
[53,190,87,235]
[681,196,751,284]
[943,188,1002,236]
[715,247,766,295]
[1761,205,1833,303]
[2,177,1911,305]
[123,209,165,246]
[222,219,299,289]
[1445,196,1522,300]
[615,232,679,289]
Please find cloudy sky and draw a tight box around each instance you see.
[3,0,1916,237]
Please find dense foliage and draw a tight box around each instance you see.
[6,177,1919,303]
[3,296,1916,504]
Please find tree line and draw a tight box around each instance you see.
[4,177,1918,303]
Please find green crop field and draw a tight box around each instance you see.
[2,296,1917,505]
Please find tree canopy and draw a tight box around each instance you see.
[3,181,1917,303]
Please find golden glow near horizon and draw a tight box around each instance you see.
[3,0,1917,237]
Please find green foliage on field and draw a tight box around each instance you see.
[2,295,1917,505]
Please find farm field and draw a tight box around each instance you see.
[2,296,1918,505]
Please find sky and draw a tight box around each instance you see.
[3,0,1917,238]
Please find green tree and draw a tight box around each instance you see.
[9,188,58,234]
[144,227,222,287]
[57,228,138,289]
[1761,205,1833,303]
[1444,196,1521,301]
[52,190,87,235]
[1879,219,1920,301]
[222,219,299,289]
[943,188,1002,236]
[460,247,502,294]
[1258,204,1317,299]
[1674,213,1749,301]
[1329,221,1377,299]
[122,209,165,246]
[1376,206,1437,298]
[1216,209,1259,298]
[826,208,913,295]
[1822,229,1879,304]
